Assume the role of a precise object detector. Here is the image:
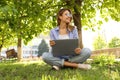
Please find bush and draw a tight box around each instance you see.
[38,39,49,57]
[93,35,107,50]
[108,37,120,48]
[93,54,115,66]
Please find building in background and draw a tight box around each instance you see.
[1,45,38,58]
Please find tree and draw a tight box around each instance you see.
[38,39,49,57]
[108,37,120,48]
[93,35,106,50]
[0,0,54,60]
[61,0,120,48]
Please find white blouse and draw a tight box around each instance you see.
[59,34,69,39]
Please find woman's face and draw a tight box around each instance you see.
[59,10,72,24]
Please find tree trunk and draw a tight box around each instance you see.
[0,37,4,56]
[73,13,83,48]
[17,0,22,61]
[73,0,83,48]
[17,38,22,61]
[0,46,2,56]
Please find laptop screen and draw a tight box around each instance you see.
[52,39,78,57]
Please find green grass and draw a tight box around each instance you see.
[0,60,120,80]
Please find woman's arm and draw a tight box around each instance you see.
[49,30,56,46]
[50,30,54,40]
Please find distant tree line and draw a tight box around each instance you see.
[93,36,120,50]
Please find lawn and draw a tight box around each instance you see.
[0,60,120,80]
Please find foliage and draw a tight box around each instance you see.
[82,0,120,30]
[0,61,120,80]
[0,0,58,44]
[100,0,120,22]
[93,35,107,50]
[0,24,17,52]
[38,39,49,57]
[108,37,120,48]
[93,54,115,66]
[0,3,17,52]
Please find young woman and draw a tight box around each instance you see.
[42,8,91,70]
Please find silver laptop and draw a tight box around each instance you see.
[52,39,78,57]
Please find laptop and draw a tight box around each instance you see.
[52,39,78,57]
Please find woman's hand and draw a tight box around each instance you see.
[49,40,56,46]
[74,48,81,54]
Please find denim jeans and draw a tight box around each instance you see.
[42,48,91,67]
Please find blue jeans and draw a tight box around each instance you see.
[42,48,91,67]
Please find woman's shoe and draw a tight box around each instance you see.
[52,66,60,70]
[78,64,91,70]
